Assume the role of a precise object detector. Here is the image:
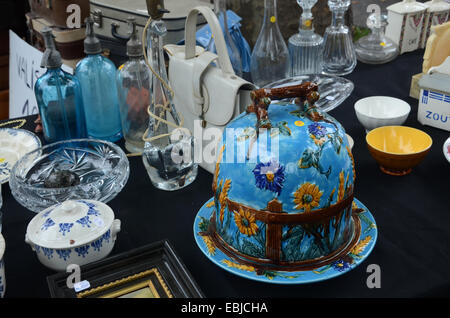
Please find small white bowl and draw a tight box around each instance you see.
[354,96,411,132]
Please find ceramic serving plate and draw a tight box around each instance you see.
[194,197,377,285]
[0,128,42,184]
[444,137,450,164]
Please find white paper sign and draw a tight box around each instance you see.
[9,30,45,119]
[8,30,72,119]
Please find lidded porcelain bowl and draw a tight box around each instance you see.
[207,83,358,270]
[25,199,121,271]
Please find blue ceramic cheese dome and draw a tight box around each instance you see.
[208,83,358,270]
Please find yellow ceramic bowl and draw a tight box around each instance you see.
[366,126,432,176]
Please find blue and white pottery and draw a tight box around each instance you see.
[194,84,376,277]
[194,197,377,284]
[0,128,41,184]
[25,200,121,271]
[0,234,5,297]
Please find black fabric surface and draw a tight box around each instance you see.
[1,49,450,298]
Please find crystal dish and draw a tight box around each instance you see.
[267,74,354,112]
[10,139,130,213]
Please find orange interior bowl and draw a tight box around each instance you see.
[366,126,433,176]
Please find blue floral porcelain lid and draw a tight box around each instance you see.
[215,98,355,214]
[26,200,114,249]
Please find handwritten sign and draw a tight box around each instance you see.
[9,30,72,119]
[9,30,44,118]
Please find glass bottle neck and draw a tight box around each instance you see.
[263,0,277,23]
[331,10,346,26]
[214,0,226,14]
[146,20,168,82]
[300,8,314,32]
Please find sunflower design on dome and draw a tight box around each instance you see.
[293,182,323,213]
[233,207,259,236]
[253,161,285,196]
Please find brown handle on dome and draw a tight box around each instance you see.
[246,82,321,130]
[250,82,319,102]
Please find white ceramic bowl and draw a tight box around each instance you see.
[354,96,411,132]
[0,233,5,298]
[25,200,121,271]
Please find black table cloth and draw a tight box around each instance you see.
[1,49,450,298]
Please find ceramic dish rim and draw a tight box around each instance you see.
[10,138,129,192]
[0,128,42,184]
[193,197,378,285]
[0,233,5,260]
[354,96,411,120]
[366,126,433,156]
[444,137,450,164]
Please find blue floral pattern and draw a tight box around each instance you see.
[41,218,55,231]
[75,245,90,258]
[42,247,54,259]
[59,223,74,236]
[252,161,285,196]
[308,122,327,139]
[91,238,103,252]
[79,200,101,216]
[102,230,111,243]
[56,249,71,261]
[331,259,352,272]
[76,216,92,228]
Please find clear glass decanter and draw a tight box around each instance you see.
[355,13,399,64]
[322,0,357,76]
[116,18,152,153]
[75,17,122,142]
[207,0,243,77]
[250,0,291,87]
[288,0,323,75]
[142,16,198,191]
[35,28,87,143]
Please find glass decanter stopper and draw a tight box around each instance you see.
[322,0,357,76]
[75,17,122,142]
[355,12,399,64]
[250,0,291,87]
[142,14,198,191]
[34,28,87,143]
[207,0,243,77]
[116,18,152,153]
[288,0,323,75]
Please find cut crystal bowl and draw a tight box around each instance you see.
[10,139,130,213]
[267,74,354,113]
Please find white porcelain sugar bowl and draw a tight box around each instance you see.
[25,200,121,271]
[0,233,5,298]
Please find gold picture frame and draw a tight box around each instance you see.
[77,268,173,299]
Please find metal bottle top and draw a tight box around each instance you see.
[41,27,62,69]
[146,0,169,20]
[84,17,102,55]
